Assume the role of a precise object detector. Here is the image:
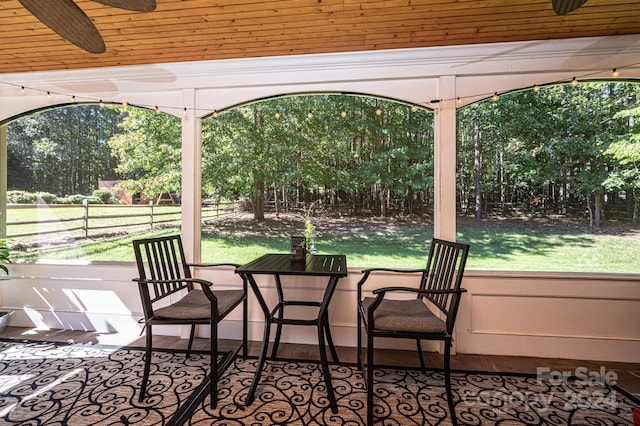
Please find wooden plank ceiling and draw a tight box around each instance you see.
[1,0,639,74]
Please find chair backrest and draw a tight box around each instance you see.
[420,238,470,332]
[132,235,193,319]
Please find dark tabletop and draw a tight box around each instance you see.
[236,253,347,277]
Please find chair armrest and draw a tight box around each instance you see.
[133,277,218,302]
[357,267,428,303]
[134,277,213,287]
[372,286,467,296]
[360,267,426,274]
[188,262,241,268]
[357,268,426,287]
[186,263,247,291]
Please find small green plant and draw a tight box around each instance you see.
[305,216,314,248]
[303,200,320,249]
[92,189,116,204]
[0,239,10,275]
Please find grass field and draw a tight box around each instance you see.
[199,231,640,273]
[3,210,639,274]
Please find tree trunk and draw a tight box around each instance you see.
[273,183,280,217]
[473,118,482,220]
[70,164,76,195]
[594,191,603,228]
[282,186,288,213]
[560,172,568,214]
[252,180,265,221]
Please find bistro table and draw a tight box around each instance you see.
[235,253,347,413]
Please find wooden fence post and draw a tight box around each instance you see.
[83,199,89,238]
[149,201,154,230]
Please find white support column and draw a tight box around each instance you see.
[434,75,457,242]
[434,76,458,355]
[181,89,202,263]
[0,126,6,239]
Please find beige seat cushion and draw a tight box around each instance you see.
[363,297,446,334]
[154,289,243,320]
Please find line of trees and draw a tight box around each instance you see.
[109,95,435,220]
[5,84,640,227]
[457,83,640,226]
[200,95,434,219]
[7,105,125,195]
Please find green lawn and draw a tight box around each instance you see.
[457,228,640,273]
[198,226,640,273]
[4,211,639,274]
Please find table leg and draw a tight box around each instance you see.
[321,276,340,363]
[241,267,344,414]
[317,317,339,414]
[318,275,342,413]
[270,275,285,359]
[270,309,283,358]
[243,273,273,407]
[322,311,339,363]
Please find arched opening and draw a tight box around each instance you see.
[456,81,640,273]
[1,103,182,261]
[199,93,435,266]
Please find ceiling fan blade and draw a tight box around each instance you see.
[92,0,156,12]
[19,0,106,53]
[551,0,589,15]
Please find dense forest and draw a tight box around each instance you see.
[6,83,640,226]
[8,106,124,195]
[458,83,640,226]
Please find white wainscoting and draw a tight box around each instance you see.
[456,271,640,363]
[1,263,638,363]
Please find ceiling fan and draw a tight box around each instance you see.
[18,0,156,54]
[551,0,588,15]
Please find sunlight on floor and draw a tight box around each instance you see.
[0,368,84,417]
[16,328,141,347]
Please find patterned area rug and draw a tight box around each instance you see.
[195,359,639,425]
[0,338,219,425]
[0,339,638,425]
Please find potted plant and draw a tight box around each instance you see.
[290,200,320,261]
[304,212,314,251]
[0,239,10,275]
[303,200,320,254]
[0,239,12,333]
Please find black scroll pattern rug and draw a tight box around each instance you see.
[0,338,219,425]
[194,358,640,425]
[0,338,638,425]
